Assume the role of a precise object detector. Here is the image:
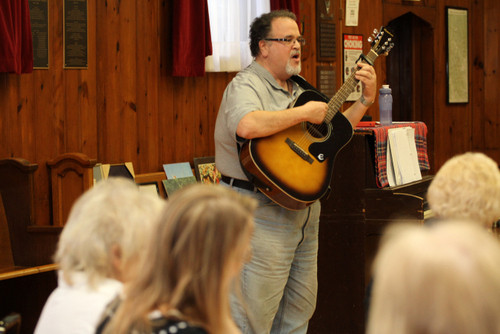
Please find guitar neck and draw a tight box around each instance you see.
[324,49,379,123]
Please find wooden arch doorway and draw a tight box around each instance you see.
[385,12,435,169]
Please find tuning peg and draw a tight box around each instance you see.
[367,37,373,43]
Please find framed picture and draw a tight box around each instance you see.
[193,156,221,184]
[446,7,469,104]
[162,177,196,198]
[137,182,160,197]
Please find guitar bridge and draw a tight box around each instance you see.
[286,138,314,164]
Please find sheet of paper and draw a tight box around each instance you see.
[345,0,360,27]
[387,127,422,186]
[386,139,397,187]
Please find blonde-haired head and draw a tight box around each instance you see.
[367,220,500,334]
[427,152,500,228]
[104,183,257,334]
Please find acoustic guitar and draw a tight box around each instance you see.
[240,26,395,210]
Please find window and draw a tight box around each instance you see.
[205,0,270,72]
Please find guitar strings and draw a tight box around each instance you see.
[292,50,379,155]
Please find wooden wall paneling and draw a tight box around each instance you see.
[95,0,112,163]
[481,0,500,158]
[96,0,138,165]
[428,2,448,170]
[31,0,67,227]
[0,76,21,158]
[31,69,57,227]
[81,0,98,157]
[471,0,485,152]
[135,0,161,173]
[18,75,36,159]
[195,78,211,158]
[170,77,202,164]
[63,0,89,152]
[119,1,138,165]
[64,0,97,157]
[431,1,472,169]
[299,0,316,85]
[158,73,175,166]
[97,0,120,163]
[158,0,175,167]
[64,71,84,151]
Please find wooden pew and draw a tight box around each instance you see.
[47,153,97,227]
[0,155,166,333]
[0,158,60,334]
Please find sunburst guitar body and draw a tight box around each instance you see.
[240,26,395,210]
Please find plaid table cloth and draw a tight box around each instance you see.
[355,121,430,188]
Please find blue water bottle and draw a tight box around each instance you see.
[379,84,393,126]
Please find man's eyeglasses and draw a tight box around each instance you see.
[264,36,306,46]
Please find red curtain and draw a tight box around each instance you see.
[172,0,212,77]
[270,0,300,22]
[0,0,33,74]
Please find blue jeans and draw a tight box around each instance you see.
[227,185,320,334]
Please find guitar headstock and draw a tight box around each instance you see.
[368,26,395,56]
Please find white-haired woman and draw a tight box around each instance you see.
[427,152,500,228]
[35,177,165,334]
[367,220,500,334]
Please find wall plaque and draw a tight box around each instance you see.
[316,0,336,61]
[63,0,88,69]
[317,66,336,99]
[29,0,49,69]
[446,7,469,104]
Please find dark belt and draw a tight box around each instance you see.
[221,174,259,192]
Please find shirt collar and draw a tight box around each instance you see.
[248,61,295,94]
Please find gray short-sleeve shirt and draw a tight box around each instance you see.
[214,61,304,180]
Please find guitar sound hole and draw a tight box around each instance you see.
[305,122,328,139]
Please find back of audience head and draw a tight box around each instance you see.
[55,177,165,287]
[103,183,257,334]
[367,220,500,334]
[427,152,500,228]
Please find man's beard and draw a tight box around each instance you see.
[286,54,301,76]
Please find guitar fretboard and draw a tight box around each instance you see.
[324,49,379,123]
